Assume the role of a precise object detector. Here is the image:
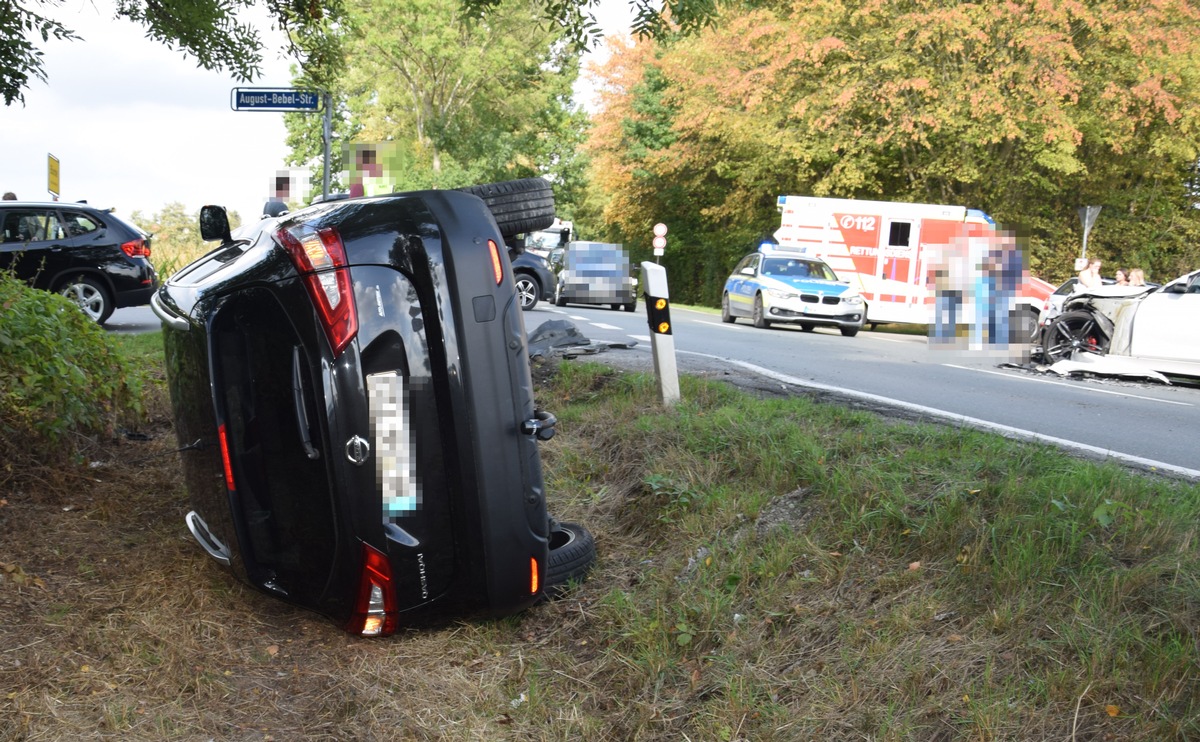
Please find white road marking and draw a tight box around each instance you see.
[943,364,1191,406]
[679,351,1200,481]
[590,323,621,330]
[630,335,651,342]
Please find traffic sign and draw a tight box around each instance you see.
[47,153,59,198]
[652,236,666,249]
[653,222,668,237]
[231,88,322,111]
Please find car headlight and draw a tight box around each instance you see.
[841,295,864,306]
[766,288,796,300]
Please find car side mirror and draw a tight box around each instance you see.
[741,267,755,276]
[508,235,526,256]
[199,205,232,244]
[1163,282,1187,294]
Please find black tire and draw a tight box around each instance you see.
[611,303,621,311]
[1043,309,1110,363]
[721,293,735,323]
[840,325,860,338]
[455,178,555,238]
[800,322,815,332]
[623,299,637,313]
[752,294,771,329]
[57,274,113,324]
[554,283,567,307]
[544,521,596,599]
[514,273,540,310]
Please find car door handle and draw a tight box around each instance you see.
[292,345,320,460]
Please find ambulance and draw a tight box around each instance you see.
[772,195,1054,326]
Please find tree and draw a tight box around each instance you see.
[3,0,709,109]
[587,0,1200,302]
[3,0,344,106]
[283,0,587,199]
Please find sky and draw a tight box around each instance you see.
[1,0,632,222]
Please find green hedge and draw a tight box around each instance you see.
[0,274,143,462]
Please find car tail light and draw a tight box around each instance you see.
[347,543,398,637]
[530,556,540,595]
[217,423,236,491]
[488,239,504,285]
[121,238,151,258]
[277,225,358,357]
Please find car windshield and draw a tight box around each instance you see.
[762,257,836,281]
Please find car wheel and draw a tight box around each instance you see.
[611,303,621,311]
[543,521,596,599]
[800,322,815,332]
[514,274,540,310]
[752,294,771,329]
[623,299,637,313]
[58,275,112,324]
[1043,309,1110,363]
[554,284,567,307]
[454,178,555,238]
[840,325,860,338]
[721,293,735,323]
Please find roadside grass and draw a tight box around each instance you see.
[0,342,1195,740]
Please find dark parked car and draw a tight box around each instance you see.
[0,200,157,324]
[511,250,555,310]
[154,179,594,636]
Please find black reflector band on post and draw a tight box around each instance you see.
[646,295,672,335]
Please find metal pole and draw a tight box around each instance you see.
[322,91,332,200]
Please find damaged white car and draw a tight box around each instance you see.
[1040,269,1200,381]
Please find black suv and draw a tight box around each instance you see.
[0,201,157,324]
[154,179,595,636]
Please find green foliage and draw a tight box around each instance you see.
[283,0,588,198]
[587,0,1200,300]
[3,1,342,109]
[0,273,144,463]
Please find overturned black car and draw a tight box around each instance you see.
[153,178,594,636]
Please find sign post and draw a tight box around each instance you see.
[231,87,330,200]
[641,261,679,406]
[1077,205,1102,260]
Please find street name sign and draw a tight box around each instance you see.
[231,88,321,112]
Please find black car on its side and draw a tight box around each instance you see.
[0,201,158,324]
[153,179,594,636]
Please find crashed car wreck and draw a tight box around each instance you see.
[153,179,595,636]
[1039,268,1200,382]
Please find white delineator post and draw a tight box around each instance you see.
[641,261,680,406]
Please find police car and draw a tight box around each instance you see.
[721,247,866,336]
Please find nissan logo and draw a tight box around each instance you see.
[345,435,370,465]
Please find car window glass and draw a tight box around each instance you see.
[1,209,56,242]
[62,211,100,237]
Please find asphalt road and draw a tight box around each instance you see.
[529,301,1200,480]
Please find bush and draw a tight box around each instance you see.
[0,273,144,480]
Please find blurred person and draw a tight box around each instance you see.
[1129,268,1147,286]
[1114,269,1129,286]
[1076,258,1102,291]
[929,238,967,345]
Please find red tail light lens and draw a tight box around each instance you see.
[217,423,236,491]
[277,225,358,358]
[347,543,398,637]
[121,238,151,258]
[488,239,504,285]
